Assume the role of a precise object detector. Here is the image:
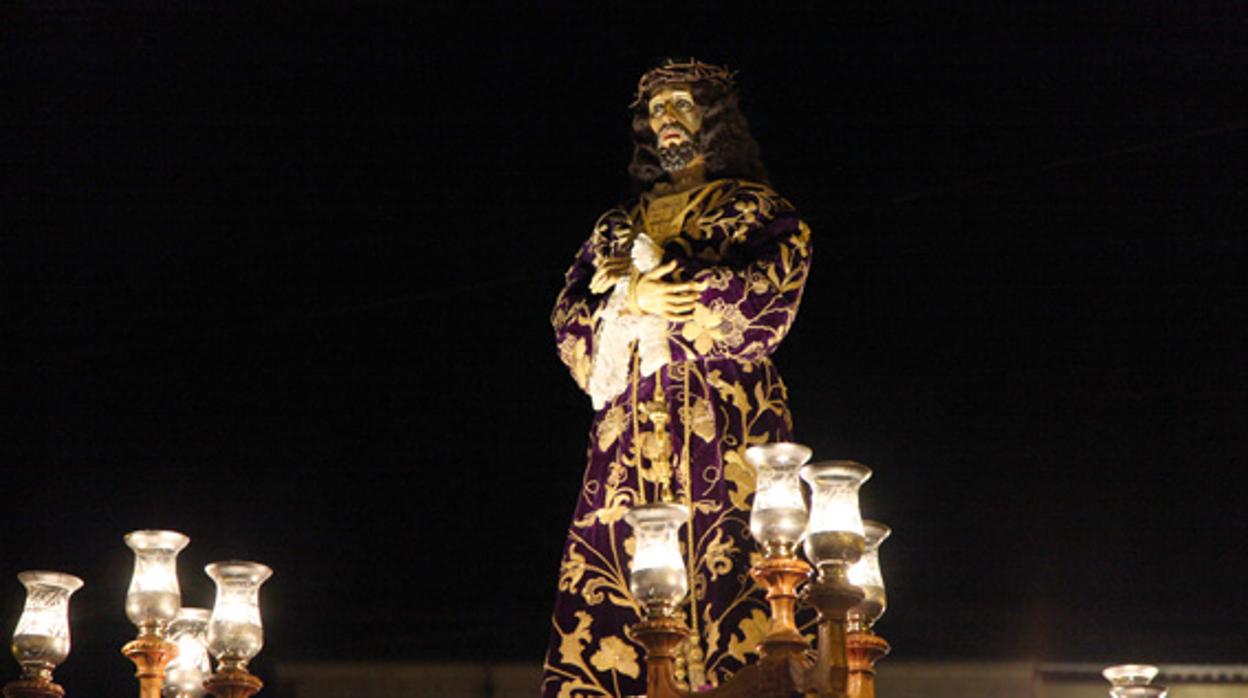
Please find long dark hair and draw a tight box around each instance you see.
[627,78,768,189]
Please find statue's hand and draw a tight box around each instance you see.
[589,255,632,294]
[633,260,706,321]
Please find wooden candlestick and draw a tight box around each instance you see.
[846,631,890,698]
[749,556,813,657]
[629,616,688,698]
[3,678,64,698]
[801,566,865,698]
[204,668,263,698]
[122,634,178,698]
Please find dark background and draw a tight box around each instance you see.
[4,3,1247,697]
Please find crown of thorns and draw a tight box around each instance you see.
[631,59,737,107]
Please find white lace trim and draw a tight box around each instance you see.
[587,233,671,409]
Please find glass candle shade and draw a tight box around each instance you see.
[125,529,190,633]
[745,442,811,558]
[1104,665,1167,698]
[11,571,84,680]
[847,520,891,631]
[164,608,211,698]
[624,502,689,619]
[800,461,871,572]
[206,561,272,670]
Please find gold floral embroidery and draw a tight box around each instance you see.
[702,618,721,667]
[595,405,627,451]
[681,304,724,354]
[559,611,595,667]
[582,576,635,609]
[589,636,641,678]
[573,491,631,528]
[725,608,769,663]
[558,336,593,390]
[707,369,750,417]
[555,682,598,698]
[731,200,758,240]
[701,528,737,581]
[688,395,716,442]
[722,448,755,512]
[559,545,587,594]
[747,270,772,295]
[680,301,748,356]
[710,299,747,348]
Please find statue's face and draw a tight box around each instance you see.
[647,86,702,146]
[647,86,703,173]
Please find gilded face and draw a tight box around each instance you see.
[647,86,702,147]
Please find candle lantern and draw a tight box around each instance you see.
[10,572,84,684]
[163,609,211,698]
[847,520,891,632]
[1104,665,1167,698]
[745,442,811,558]
[797,461,870,698]
[205,561,272,672]
[800,461,871,577]
[624,503,689,619]
[125,530,190,635]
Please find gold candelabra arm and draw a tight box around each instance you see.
[846,631,890,698]
[3,679,65,698]
[122,634,179,698]
[749,556,813,657]
[204,668,263,698]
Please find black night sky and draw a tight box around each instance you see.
[5,4,1247,697]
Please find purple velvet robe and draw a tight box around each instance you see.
[544,179,812,698]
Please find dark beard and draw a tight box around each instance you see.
[657,141,700,172]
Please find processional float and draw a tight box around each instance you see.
[0,508,1169,698]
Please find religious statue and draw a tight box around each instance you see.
[544,59,813,698]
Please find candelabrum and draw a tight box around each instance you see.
[846,521,891,698]
[3,571,83,698]
[203,561,272,698]
[798,460,870,698]
[746,443,813,658]
[122,530,189,698]
[4,531,272,698]
[624,443,877,698]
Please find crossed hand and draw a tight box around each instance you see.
[590,257,706,321]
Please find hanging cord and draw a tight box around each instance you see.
[681,362,696,633]
[630,343,646,505]
[678,361,708,687]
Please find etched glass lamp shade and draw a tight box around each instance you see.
[163,608,212,698]
[624,502,689,619]
[205,561,273,671]
[11,571,84,681]
[800,461,871,577]
[1104,665,1167,698]
[745,442,811,558]
[847,520,891,631]
[125,529,190,634]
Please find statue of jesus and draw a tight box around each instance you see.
[545,58,813,698]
